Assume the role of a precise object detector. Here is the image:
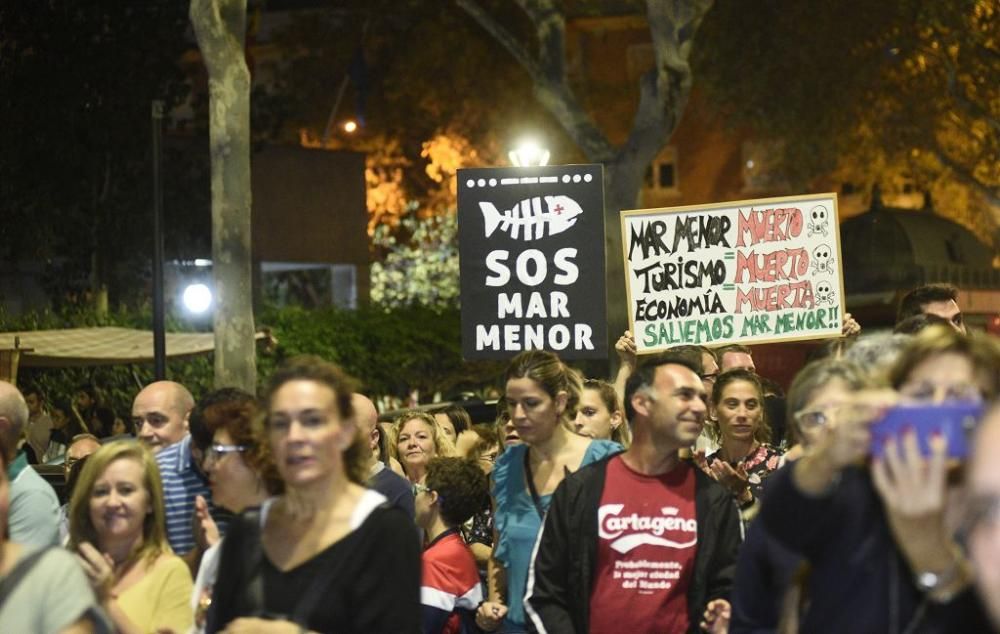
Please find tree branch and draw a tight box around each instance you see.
[454,0,542,82]
[616,0,713,167]
[456,0,615,162]
[190,0,247,77]
[513,0,564,82]
[927,137,1000,207]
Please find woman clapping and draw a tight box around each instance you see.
[70,440,194,633]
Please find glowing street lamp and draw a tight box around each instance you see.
[182,283,213,314]
[509,138,550,167]
[343,119,358,134]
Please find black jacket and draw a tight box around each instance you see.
[524,455,742,633]
[758,464,992,633]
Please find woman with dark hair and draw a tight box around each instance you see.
[704,369,783,508]
[476,350,621,633]
[575,379,631,448]
[432,404,472,445]
[189,399,283,630]
[206,355,420,633]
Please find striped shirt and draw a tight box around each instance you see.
[155,434,226,554]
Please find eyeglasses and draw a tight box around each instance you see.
[412,482,431,497]
[205,443,249,464]
[793,409,832,430]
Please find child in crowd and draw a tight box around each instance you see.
[416,457,489,634]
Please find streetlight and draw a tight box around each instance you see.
[343,119,358,134]
[182,283,213,314]
[509,138,550,167]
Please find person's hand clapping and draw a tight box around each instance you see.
[476,601,508,632]
[709,461,752,503]
[76,542,116,602]
[701,598,731,633]
[193,494,220,552]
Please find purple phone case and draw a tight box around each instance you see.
[870,402,984,459]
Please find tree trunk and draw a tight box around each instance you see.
[190,0,256,391]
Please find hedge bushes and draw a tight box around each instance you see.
[3,304,504,416]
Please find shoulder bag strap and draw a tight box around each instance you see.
[0,547,51,606]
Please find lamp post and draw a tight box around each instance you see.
[509,138,550,167]
[151,100,166,380]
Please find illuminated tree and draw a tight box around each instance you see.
[696,0,999,242]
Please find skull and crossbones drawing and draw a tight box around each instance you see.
[811,244,836,275]
[814,281,836,306]
[808,205,830,238]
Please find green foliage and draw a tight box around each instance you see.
[3,303,503,415]
[370,210,461,310]
[258,303,503,399]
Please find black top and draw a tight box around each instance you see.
[207,502,421,633]
[369,466,416,520]
[759,465,991,633]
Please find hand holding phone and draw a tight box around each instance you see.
[870,402,984,459]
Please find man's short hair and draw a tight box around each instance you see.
[623,353,701,421]
[21,384,43,400]
[897,284,958,323]
[665,346,704,375]
[716,344,753,359]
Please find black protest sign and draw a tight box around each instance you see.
[457,165,607,360]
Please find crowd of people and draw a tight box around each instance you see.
[1,282,999,633]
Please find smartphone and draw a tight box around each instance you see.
[870,402,985,459]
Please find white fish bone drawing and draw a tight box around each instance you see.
[479,195,583,240]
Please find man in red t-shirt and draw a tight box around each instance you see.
[525,355,741,633]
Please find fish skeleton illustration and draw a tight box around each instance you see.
[479,195,583,240]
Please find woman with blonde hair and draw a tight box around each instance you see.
[70,440,194,633]
[206,355,419,633]
[392,410,457,484]
[476,350,621,633]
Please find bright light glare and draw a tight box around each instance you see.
[182,283,212,314]
[509,138,550,167]
[193,258,212,267]
[343,120,358,133]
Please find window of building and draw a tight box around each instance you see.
[643,146,679,194]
